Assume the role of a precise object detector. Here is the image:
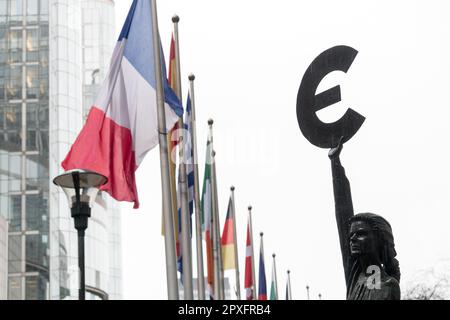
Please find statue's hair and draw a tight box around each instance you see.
[349,212,401,282]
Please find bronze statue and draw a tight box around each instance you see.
[329,140,400,300]
[296,46,401,299]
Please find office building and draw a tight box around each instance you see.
[0,0,122,299]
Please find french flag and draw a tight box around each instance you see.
[62,0,183,209]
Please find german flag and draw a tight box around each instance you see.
[221,198,236,270]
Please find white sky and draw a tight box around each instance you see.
[114,0,450,299]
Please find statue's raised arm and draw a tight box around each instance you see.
[328,137,354,288]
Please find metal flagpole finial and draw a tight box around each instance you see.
[260,232,264,237]
[208,119,214,126]
[230,186,235,191]
[248,205,252,211]
[287,270,290,274]
[188,74,195,81]
[172,15,179,23]
[272,253,276,258]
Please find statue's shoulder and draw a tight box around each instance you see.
[381,276,401,300]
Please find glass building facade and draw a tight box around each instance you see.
[0,0,121,300]
[0,0,50,300]
[0,215,7,299]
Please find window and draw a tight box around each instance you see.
[0,77,4,101]
[38,103,49,154]
[26,154,49,188]
[10,0,23,15]
[8,235,22,273]
[7,66,22,100]
[27,0,38,15]
[9,195,22,232]
[26,66,39,99]
[8,277,22,300]
[26,234,45,270]
[0,1,7,17]
[26,104,40,151]
[0,27,6,51]
[10,0,23,25]
[39,49,48,70]
[26,0,39,23]
[39,77,48,100]
[9,30,23,63]
[40,0,49,16]
[3,104,22,151]
[26,103,37,129]
[26,29,39,62]
[39,26,48,48]
[25,276,38,300]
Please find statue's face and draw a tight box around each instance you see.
[349,220,377,257]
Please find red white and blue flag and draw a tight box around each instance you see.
[62,0,183,208]
[244,219,254,300]
[258,235,267,300]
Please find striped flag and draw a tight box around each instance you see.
[244,220,254,300]
[201,133,214,299]
[221,197,235,270]
[258,234,267,300]
[185,94,195,218]
[62,0,183,208]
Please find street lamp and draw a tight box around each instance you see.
[53,169,107,300]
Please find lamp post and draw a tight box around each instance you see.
[53,169,107,300]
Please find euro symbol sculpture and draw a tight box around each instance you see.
[296,45,365,148]
[296,46,401,299]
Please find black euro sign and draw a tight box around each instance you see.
[296,45,365,149]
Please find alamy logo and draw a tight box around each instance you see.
[366,265,381,289]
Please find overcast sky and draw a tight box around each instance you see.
[114,0,450,299]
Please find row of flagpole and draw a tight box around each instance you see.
[60,0,321,301]
[149,0,293,300]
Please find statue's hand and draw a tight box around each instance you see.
[328,136,344,159]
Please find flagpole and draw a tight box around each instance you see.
[209,120,223,299]
[230,186,241,300]
[172,15,194,299]
[212,150,225,299]
[248,205,257,299]
[163,34,179,261]
[150,0,178,300]
[209,121,219,299]
[287,270,292,300]
[188,74,205,300]
[272,253,278,300]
